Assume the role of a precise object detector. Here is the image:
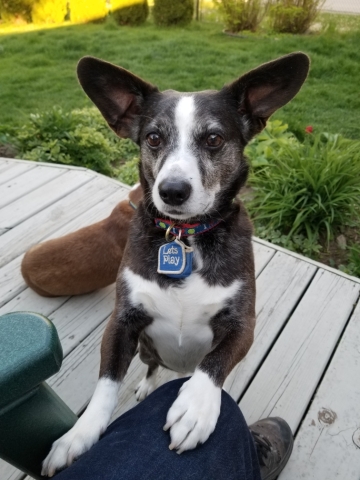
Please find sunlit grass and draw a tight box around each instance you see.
[0,20,72,35]
[0,17,359,137]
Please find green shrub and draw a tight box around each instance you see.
[112,0,148,26]
[118,157,140,185]
[248,132,360,243]
[269,0,324,34]
[31,0,67,23]
[0,0,32,22]
[70,0,108,23]
[254,225,322,257]
[153,0,193,27]
[245,120,299,168]
[217,0,269,33]
[14,107,140,177]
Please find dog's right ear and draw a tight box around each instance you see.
[77,56,159,141]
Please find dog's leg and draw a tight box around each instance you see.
[42,303,152,477]
[135,335,161,401]
[164,317,255,454]
[41,377,119,477]
[135,363,159,402]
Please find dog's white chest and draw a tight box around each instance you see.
[123,267,241,372]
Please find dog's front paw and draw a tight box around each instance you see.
[135,375,156,402]
[163,370,221,454]
[41,419,105,477]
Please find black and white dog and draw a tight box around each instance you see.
[42,52,309,476]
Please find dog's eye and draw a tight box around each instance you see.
[206,134,223,148]
[146,133,161,148]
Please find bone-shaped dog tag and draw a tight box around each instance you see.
[158,239,193,278]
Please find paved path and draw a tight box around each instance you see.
[323,0,360,14]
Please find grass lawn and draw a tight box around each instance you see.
[0,16,359,138]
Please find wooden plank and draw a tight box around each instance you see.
[50,286,116,357]
[224,252,317,400]
[0,256,28,309]
[252,241,275,276]
[254,236,360,285]
[0,158,17,163]
[0,461,24,480]
[3,158,88,172]
[0,187,129,307]
[279,301,360,479]
[0,176,121,268]
[0,165,64,209]
[0,162,37,186]
[0,161,16,175]
[240,270,360,433]
[0,287,68,318]
[0,169,93,229]
[48,321,106,414]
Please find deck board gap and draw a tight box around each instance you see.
[254,248,276,277]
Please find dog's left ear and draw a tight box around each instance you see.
[77,56,159,141]
[224,52,310,135]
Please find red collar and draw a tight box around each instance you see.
[154,218,222,237]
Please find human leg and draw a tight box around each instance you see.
[54,378,261,480]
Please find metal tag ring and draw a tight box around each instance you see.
[165,222,176,242]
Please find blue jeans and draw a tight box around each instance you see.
[55,378,261,480]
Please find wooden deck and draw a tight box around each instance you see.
[1,157,360,480]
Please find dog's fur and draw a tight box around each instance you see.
[21,184,143,296]
[42,52,309,476]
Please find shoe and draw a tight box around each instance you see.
[249,417,294,480]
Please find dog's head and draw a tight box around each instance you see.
[77,53,309,221]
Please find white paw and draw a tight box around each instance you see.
[135,375,156,401]
[163,370,221,454]
[42,378,119,477]
[41,419,105,477]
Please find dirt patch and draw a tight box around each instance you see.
[318,225,360,270]
[0,143,17,159]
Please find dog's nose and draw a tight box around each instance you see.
[158,180,192,206]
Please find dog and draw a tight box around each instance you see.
[21,184,143,297]
[42,52,309,476]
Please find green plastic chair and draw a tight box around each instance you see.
[0,312,77,479]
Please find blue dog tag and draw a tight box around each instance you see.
[167,250,193,279]
[158,239,193,279]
